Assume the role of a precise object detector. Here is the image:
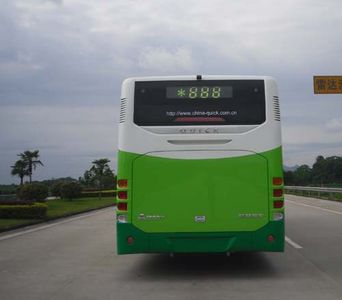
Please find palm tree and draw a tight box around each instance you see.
[91,158,111,175]
[18,150,44,183]
[91,159,111,186]
[11,159,29,185]
[90,158,112,198]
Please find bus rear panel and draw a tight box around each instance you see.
[116,76,284,254]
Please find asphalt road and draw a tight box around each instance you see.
[1,195,342,300]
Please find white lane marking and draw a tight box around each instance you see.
[0,207,114,242]
[285,236,303,249]
[286,199,342,215]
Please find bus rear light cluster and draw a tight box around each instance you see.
[272,177,284,216]
[272,177,283,198]
[118,179,128,188]
[117,178,128,212]
[117,202,128,211]
[118,191,128,200]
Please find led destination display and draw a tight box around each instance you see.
[134,80,265,126]
[166,86,233,100]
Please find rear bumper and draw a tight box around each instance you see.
[117,221,284,254]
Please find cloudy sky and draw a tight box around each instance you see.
[1,0,342,184]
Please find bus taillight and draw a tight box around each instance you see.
[117,202,128,211]
[118,191,128,199]
[118,179,128,188]
[273,177,283,185]
[273,200,284,209]
[273,189,283,197]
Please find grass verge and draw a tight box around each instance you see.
[0,219,39,231]
[47,197,115,218]
[0,196,116,233]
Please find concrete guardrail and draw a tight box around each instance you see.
[285,186,342,194]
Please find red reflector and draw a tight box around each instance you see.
[273,200,284,209]
[118,191,127,199]
[117,202,127,211]
[273,189,283,197]
[118,179,128,188]
[127,236,134,245]
[267,235,275,243]
[273,177,283,185]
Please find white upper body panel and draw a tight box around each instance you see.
[118,75,281,159]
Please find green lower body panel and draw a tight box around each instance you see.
[117,221,284,254]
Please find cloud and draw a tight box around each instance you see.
[2,0,342,104]
[1,0,342,182]
[282,121,342,166]
[138,47,196,73]
[326,118,342,131]
[0,104,119,182]
[283,141,342,167]
[283,123,341,145]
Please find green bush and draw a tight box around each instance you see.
[0,199,33,205]
[60,182,83,200]
[0,203,47,219]
[50,181,65,197]
[17,183,48,202]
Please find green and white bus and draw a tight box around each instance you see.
[116,75,284,254]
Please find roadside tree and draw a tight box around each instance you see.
[81,158,116,191]
[60,182,83,201]
[18,150,44,183]
[11,159,29,185]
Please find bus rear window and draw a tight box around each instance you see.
[134,80,265,126]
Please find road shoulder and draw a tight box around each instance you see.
[286,194,342,214]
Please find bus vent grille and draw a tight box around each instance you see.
[119,98,126,123]
[273,96,281,121]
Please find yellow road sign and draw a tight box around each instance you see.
[314,76,342,94]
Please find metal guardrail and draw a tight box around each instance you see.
[285,186,342,194]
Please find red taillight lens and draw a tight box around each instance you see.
[273,177,283,185]
[273,189,283,197]
[117,202,127,211]
[118,179,128,188]
[118,191,127,199]
[273,200,284,209]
